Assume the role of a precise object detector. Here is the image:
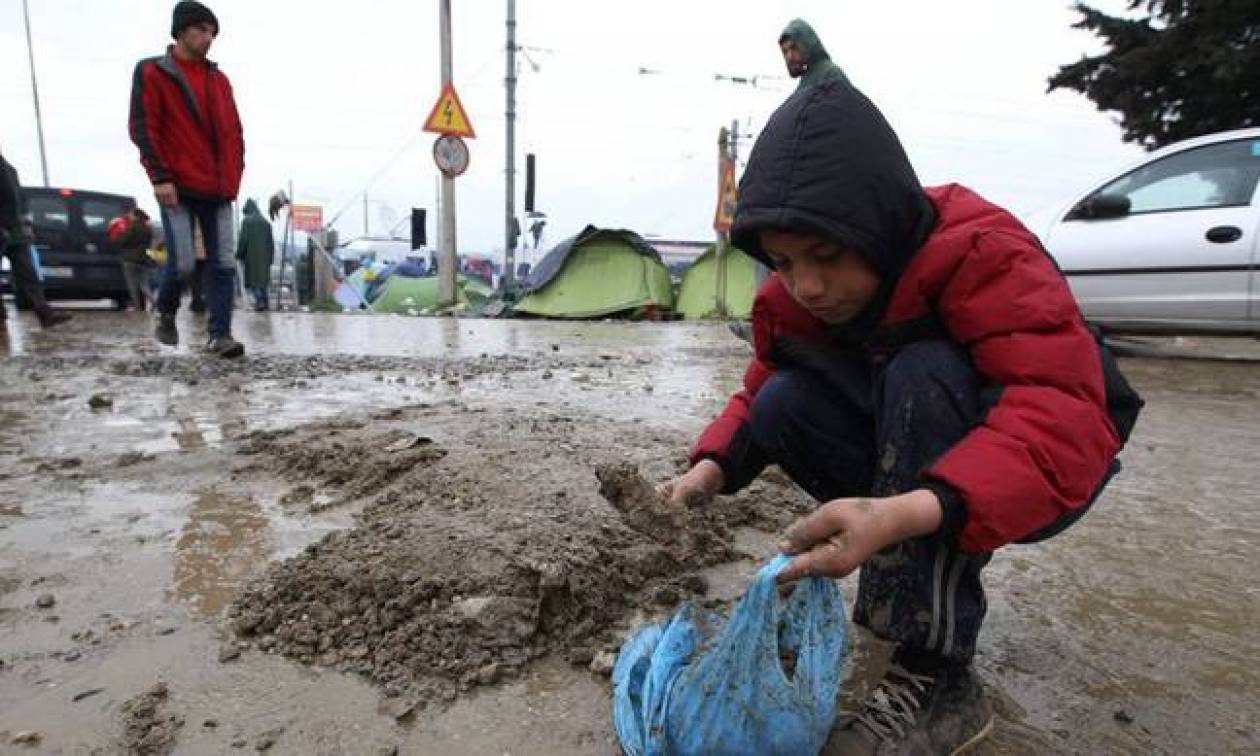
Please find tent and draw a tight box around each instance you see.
[675,245,757,319]
[514,226,674,319]
[371,274,493,314]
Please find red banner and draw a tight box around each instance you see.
[290,204,323,233]
[713,154,737,234]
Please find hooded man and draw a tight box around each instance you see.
[779,19,850,90]
[235,199,273,311]
[657,77,1141,753]
[129,0,246,358]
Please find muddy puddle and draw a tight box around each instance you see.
[2,312,1259,754]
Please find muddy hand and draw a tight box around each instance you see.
[776,491,943,583]
[655,459,724,507]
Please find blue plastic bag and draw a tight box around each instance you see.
[613,554,846,756]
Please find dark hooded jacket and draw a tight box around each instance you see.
[780,19,849,90]
[1,152,27,245]
[694,79,1134,553]
[235,198,274,289]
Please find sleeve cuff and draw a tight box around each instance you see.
[921,481,967,538]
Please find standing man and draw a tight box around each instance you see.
[129,1,245,358]
[0,150,71,329]
[235,199,273,311]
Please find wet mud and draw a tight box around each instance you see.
[2,312,1259,754]
[228,406,798,713]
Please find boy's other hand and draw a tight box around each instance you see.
[776,490,943,582]
[655,459,724,507]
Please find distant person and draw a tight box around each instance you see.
[128,0,245,358]
[657,69,1140,753]
[235,199,273,311]
[779,19,850,90]
[0,150,71,329]
[109,207,156,312]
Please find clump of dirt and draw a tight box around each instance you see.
[119,682,183,755]
[235,425,447,511]
[596,462,735,561]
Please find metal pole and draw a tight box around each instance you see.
[21,0,50,186]
[715,126,730,318]
[504,0,518,292]
[363,192,369,237]
[438,0,458,307]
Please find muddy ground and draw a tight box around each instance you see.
[1,310,1258,755]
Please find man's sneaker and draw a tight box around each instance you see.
[823,664,993,756]
[155,313,178,346]
[39,311,72,329]
[204,335,244,359]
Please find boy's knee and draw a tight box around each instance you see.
[749,370,819,447]
[882,341,975,403]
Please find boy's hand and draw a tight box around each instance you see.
[656,459,724,507]
[776,490,943,583]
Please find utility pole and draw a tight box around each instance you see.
[363,192,369,237]
[437,0,458,306]
[503,0,518,291]
[21,0,50,186]
[715,126,731,317]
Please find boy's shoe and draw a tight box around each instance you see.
[39,311,72,329]
[155,313,178,346]
[823,664,993,756]
[204,335,244,359]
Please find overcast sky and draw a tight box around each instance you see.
[1,0,1143,259]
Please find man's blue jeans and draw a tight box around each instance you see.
[157,197,236,339]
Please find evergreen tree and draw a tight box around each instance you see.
[1048,1,1260,149]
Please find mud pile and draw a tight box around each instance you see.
[236,423,448,512]
[119,682,183,755]
[228,407,808,709]
[13,352,603,385]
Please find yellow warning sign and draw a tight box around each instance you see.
[423,85,476,138]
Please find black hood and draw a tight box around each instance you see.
[731,80,936,285]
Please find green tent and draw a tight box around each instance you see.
[515,226,674,319]
[675,245,757,319]
[371,275,490,313]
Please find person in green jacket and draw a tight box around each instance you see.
[779,19,850,89]
[235,198,274,311]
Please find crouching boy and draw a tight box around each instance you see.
[658,77,1141,754]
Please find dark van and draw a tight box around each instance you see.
[8,187,137,308]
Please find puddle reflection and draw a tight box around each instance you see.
[173,489,273,617]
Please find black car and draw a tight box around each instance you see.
[5,187,137,308]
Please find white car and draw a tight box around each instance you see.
[1034,128,1260,334]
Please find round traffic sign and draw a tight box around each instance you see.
[433,134,470,178]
